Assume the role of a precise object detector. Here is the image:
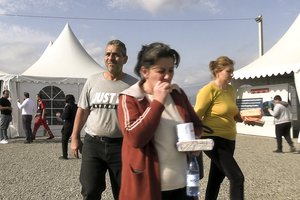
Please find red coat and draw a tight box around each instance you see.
[117,83,202,200]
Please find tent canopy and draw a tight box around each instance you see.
[234,14,300,79]
[1,24,106,138]
[22,24,104,78]
[0,70,7,75]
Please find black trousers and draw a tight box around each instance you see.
[80,134,122,200]
[275,122,294,150]
[22,115,32,141]
[162,187,195,200]
[204,137,244,200]
[61,129,72,158]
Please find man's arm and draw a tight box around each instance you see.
[70,107,90,158]
[41,108,46,119]
[0,105,12,111]
[17,99,28,109]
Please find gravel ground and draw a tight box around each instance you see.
[0,134,299,200]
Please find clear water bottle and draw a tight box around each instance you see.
[186,155,200,197]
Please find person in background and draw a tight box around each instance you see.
[58,94,78,160]
[70,40,137,199]
[17,92,35,143]
[194,56,244,200]
[117,42,202,200]
[0,89,12,144]
[268,95,296,153]
[32,93,54,140]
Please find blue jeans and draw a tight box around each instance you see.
[203,136,244,200]
[0,114,12,140]
[80,134,122,200]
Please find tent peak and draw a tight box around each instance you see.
[234,13,300,80]
[21,24,104,78]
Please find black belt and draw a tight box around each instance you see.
[87,134,123,143]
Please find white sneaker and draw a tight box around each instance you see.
[0,140,8,144]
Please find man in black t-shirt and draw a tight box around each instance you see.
[0,90,12,144]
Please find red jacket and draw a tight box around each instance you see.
[117,82,202,200]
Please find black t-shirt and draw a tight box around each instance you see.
[0,97,12,115]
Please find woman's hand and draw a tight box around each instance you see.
[234,113,244,123]
[153,81,172,104]
[188,151,201,157]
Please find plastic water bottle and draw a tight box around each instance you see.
[186,155,200,197]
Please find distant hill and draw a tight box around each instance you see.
[181,84,204,106]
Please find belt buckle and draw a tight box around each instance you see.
[99,137,106,142]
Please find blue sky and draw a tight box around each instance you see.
[0,0,300,95]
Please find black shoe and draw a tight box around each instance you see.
[290,147,296,152]
[47,135,54,139]
[24,140,31,144]
[59,156,68,160]
[273,149,283,153]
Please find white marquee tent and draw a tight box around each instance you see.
[0,70,7,95]
[22,24,102,78]
[0,70,7,85]
[232,14,300,137]
[233,14,300,96]
[1,24,104,138]
[0,70,7,75]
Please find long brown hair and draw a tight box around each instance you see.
[209,56,234,78]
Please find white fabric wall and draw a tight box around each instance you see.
[0,75,19,138]
[294,70,300,104]
[1,75,87,138]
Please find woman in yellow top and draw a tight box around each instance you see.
[194,56,244,200]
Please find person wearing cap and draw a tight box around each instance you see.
[17,92,35,143]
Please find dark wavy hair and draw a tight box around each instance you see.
[134,42,180,77]
[24,92,29,98]
[273,95,282,101]
[65,94,75,104]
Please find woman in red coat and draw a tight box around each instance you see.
[117,42,202,200]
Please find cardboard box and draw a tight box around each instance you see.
[176,139,214,152]
[240,108,265,126]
